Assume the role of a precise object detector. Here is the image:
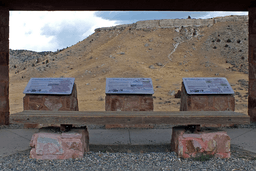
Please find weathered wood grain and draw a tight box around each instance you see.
[10,110,250,126]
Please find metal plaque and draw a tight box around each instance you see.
[183,77,234,95]
[106,78,154,94]
[23,78,75,95]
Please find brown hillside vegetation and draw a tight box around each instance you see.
[9,15,249,115]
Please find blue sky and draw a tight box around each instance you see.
[9,11,248,52]
[95,11,211,24]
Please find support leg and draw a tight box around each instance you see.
[0,10,9,125]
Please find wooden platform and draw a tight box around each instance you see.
[11,110,250,126]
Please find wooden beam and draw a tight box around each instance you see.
[1,0,254,11]
[11,110,250,126]
[0,10,9,125]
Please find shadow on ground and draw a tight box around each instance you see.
[89,144,171,153]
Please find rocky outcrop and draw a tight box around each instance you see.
[94,24,136,32]
[94,15,248,32]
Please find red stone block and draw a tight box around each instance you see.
[171,126,230,158]
[30,128,89,160]
[105,94,153,111]
[105,94,153,128]
[23,83,78,128]
[180,83,235,112]
[23,83,78,111]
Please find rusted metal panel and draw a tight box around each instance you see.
[10,111,250,126]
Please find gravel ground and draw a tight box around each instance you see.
[0,149,255,171]
[0,123,256,170]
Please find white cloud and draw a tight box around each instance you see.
[9,11,249,52]
[9,11,121,52]
[197,11,248,19]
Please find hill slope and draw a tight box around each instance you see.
[9,15,249,114]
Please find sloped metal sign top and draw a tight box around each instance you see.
[183,77,234,95]
[106,78,154,94]
[23,78,75,95]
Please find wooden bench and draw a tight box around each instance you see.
[11,110,250,159]
[11,110,250,126]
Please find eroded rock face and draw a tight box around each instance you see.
[30,128,89,160]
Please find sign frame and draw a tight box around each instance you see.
[105,78,154,95]
[183,77,234,95]
[23,77,75,95]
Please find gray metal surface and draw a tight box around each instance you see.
[183,77,234,95]
[23,78,75,95]
[106,78,154,94]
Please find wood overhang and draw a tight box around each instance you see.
[0,0,255,11]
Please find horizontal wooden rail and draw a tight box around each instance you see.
[10,110,250,126]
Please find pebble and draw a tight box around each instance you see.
[149,65,155,69]
[156,63,163,66]
[168,90,175,96]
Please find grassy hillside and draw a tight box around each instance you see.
[9,16,249,114]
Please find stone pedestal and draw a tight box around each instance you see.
[171,126,230,158]
[173,80,234,158]
[105,94,153,128]
[180,83,235,112]
[30,127,89,160]
[105,94,153,111]
[23,83,78,128]
[180,82,235,127]
[0,10,9,125]
[24,83,78,111]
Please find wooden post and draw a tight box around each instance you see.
[0,10,9,125]
[249,8,256,122]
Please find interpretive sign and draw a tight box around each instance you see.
[183,77,234,95]
[106,78,154,94]
[23,78,75,95]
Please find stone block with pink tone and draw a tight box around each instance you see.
[180,83,235,112]
[23,83,79,128]
[105,94,154,129]
[171,126,230,158]
[105,94,153,111]
[23,83,78,111]
[30,128,89,160]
